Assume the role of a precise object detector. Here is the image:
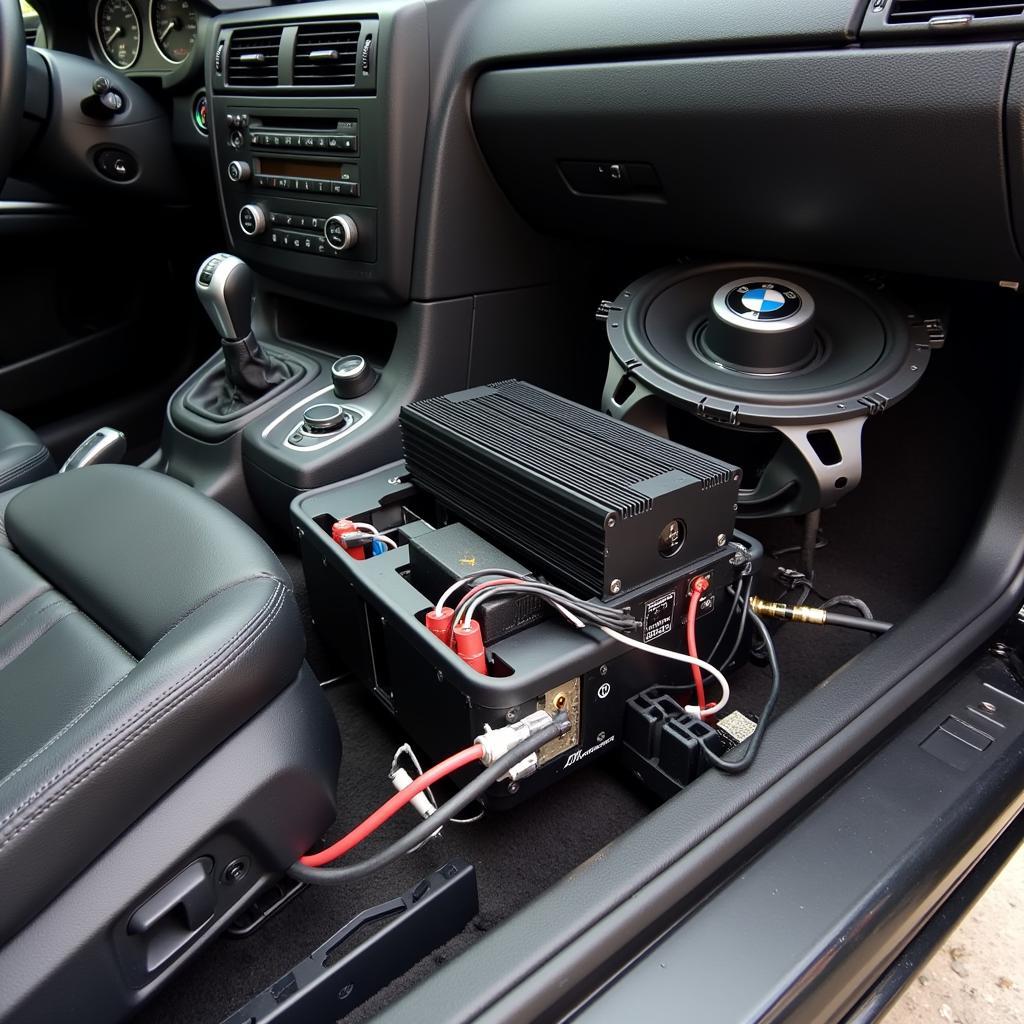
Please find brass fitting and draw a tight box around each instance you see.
[749,596,827,624]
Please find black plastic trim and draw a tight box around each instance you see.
[571,657,1024,1023]
[844,810,1024,1024]
[471,45,1023,283]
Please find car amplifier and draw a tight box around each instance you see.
[400,380,742,598]
[292,463,762,808]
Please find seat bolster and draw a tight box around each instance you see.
[0,412,55,493]
[0,574,303,945]
[5,465,291,657]
[0,483,30,550]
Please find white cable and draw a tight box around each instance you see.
[350,523,398,550]
[446,581,728,717]
[460,589,586,630]
[435,569,524,616]
[389,744,484,845]
[600,626,730,719]
[389,744,442,853]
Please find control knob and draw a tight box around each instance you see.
[238,204,266,237]
[303,403,350,434]
[324,214,358,252]
[331,355,379,399]
[227,160,251,183]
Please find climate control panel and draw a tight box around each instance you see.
[235,203,367,259]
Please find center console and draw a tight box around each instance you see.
[205,0,429,303]
[157,0,565,534]
[151,1,458,530]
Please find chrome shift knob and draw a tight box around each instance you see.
[195,253,253,341]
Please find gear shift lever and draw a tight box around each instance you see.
[195,254,290,412]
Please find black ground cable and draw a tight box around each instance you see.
[289,715,569,885]
[698,611,779,774]
[819,594,875,619]
[799,508,822,581]
[716,576,755,671]
[824,612,891,635]
[705,574,748,666]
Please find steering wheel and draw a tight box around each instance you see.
[0,0,25,191]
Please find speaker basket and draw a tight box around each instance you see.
[601,262,944,517]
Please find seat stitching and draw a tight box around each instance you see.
[149,571,291,648]
[0,585,287,853]
[0,582,282,828]
[0,642,138,795]
[0,575,286,805]
[0,601,77,675]
[0,594,63,631]
[0,581,283,831]
[0,448,49,490]
[0,447,48,485]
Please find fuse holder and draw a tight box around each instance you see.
[331,519,366,560]
[425,607,455,647]
[453,620,489,675]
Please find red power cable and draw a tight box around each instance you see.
[686,578,711,712]
[299,743,485,867]
[451,578,525,622]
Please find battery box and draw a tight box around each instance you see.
[292,461,761,808]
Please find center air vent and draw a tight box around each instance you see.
[227,26,282,87]
[294,22,362,86]
[885,0,1024,22]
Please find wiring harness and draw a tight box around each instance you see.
[428,569,733,718]
[293,554,820,884]
[291,713,570,884]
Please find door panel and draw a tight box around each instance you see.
[0,180,220,462]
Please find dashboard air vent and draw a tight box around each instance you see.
[227,27,282,87]
[886,0,1024,23]
[293,22,362,87]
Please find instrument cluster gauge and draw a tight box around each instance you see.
[151,0,198,64]
[96,0,141,69]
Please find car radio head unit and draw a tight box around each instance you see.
[205,7,431,301]
[253,156,358,187]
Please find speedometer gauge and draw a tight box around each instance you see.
[151,0,197,64]
[96,0,141,69]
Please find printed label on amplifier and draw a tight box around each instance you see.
[643,591,676,642]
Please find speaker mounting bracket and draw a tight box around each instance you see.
[600,262,942,518]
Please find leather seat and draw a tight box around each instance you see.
[0,409,55,491]
[0,466,340,1021]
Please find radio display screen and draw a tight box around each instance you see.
[256,157,351,182]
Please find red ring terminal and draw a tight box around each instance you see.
[691,575,711,595]
[331,518,366,560]
[453,620,489,675]
[425,607,455,647]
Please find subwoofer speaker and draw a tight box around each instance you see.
[600,263,945,518]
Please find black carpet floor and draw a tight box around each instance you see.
[139,287,1021,1024]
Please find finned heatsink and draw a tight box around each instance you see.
[400,380,741,598]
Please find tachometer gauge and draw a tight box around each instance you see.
[96,0,141,69]
[151,0,197,64]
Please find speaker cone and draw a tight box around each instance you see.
[601,262,944,517]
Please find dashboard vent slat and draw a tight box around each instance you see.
[887,0,1024,21]
[293,21,361,86]
[227,27,282,86]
